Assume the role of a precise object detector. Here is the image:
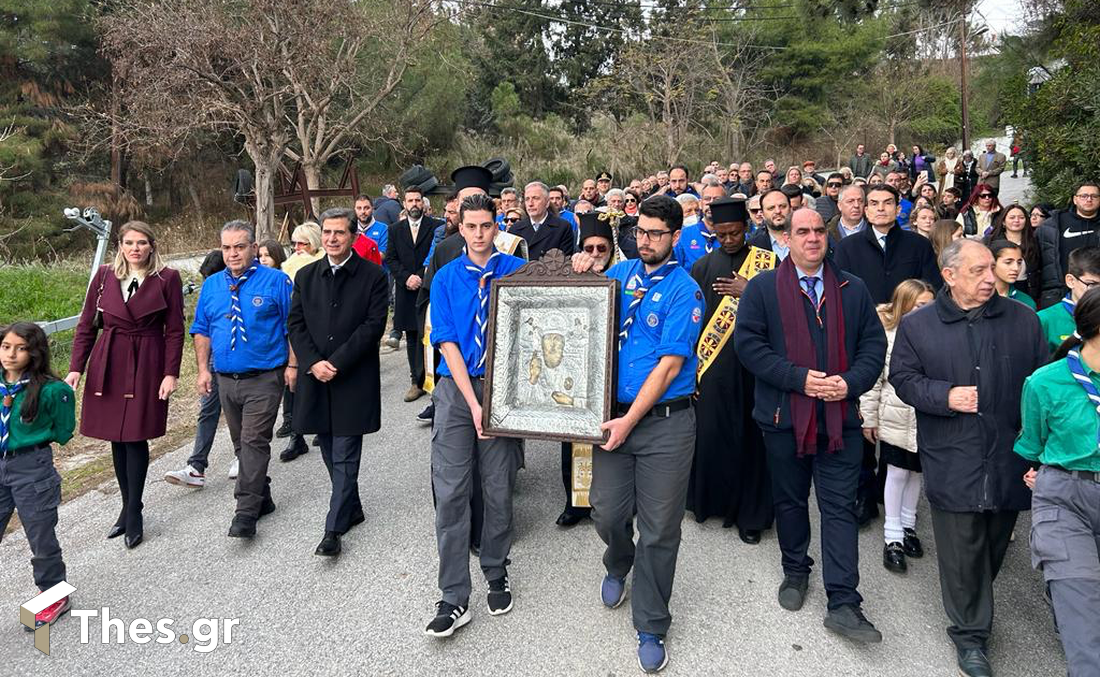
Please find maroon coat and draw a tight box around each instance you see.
[70,265,185,442]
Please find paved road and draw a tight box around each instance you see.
[2,180,1066,676]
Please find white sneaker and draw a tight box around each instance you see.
[164,464,206,488]
[228,458,239,480]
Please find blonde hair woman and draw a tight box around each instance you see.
[861,279,935,573]
[65,220,185,549]
[281,222,324,281]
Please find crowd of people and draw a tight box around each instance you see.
[1,141,1098,677]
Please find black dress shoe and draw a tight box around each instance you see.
[556,510,583,527]
[823,604,882,643]
[275,420,293,439]
[883,542,907,573]
[228,515,257,538]
[738,528,762,544]
[107,523,126,539]
[279,436,309,462]
[957,647,992,677]
[315,531,341,557]
[124,532,143,549]
[902,528,924,558]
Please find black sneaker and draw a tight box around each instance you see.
[228,514,257,538]
[417,403,435,423]
[777,574,808,611]
[487,575,513,615]
[424,601,471,637]
[275,420,293,438]
[823,604,883,643]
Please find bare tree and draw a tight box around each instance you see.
[706,28,776,161]
[99,0,433,237]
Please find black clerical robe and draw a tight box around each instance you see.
[687,246,774,531]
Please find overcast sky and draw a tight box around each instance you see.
[977,0,1026,33]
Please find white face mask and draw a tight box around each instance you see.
[683,214,699,227]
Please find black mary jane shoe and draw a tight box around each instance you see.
[883,542,907,573]
[902,528,924,558]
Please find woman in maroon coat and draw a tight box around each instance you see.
[65,221,185,549]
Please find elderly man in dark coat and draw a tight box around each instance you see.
[889,239,1047,677]
[289,207,389,557]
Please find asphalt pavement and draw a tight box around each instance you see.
[2,172,1065,676]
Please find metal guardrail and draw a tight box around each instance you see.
[37,281,197,336]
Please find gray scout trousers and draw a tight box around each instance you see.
[432,376,521,606]
[0,445,65,591]
[1030,465,1100,677]
[218,370,282,518]
[592,407,696,636]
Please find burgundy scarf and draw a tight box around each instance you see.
[776,257,848,457]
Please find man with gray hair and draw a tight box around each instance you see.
[190,220,295,538]
[374,183,402,228]
[511,180,575,261]
[889,238,1046,677]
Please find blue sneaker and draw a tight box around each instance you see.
[600,574,626,608]
[637,632,668,673]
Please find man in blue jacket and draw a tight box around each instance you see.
[735,208,887,643]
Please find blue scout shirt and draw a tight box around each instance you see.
[362,218,389,255]
[606,259,704,404]
[430,251,525,378]
[190,262,293,374]
[674,221,717,270]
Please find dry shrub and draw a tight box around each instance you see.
[68,181,144,226]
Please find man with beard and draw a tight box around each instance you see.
[660,165,699,198]
[748,188,792,261]
[386,186,442,403]
[674,178,728,270]
[688,198,776,543]
[548,185,578,231]
[572,194,704,673]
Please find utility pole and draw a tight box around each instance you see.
[959,4,970,152]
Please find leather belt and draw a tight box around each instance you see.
[1047,465,1100,483]
[216,368,276,381]
[616,397,693,419]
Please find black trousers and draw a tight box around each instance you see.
[560,442,592,517]
[282,386,294,421]
[317,434,363,534]
[764,431,863,610]
[929,507,1019,650]
[111,441,150,535]
[404,330,424,386]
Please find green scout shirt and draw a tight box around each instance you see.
[1016,358,1100,471]
[3,379,76,452]
[1007,287,1036,310]
[1037,303,1075,355]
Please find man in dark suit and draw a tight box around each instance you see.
[288,208,388,557]
[832,184,942,305]
[511,181,575,261]
[385,186,442,402]
[747,188,792,261]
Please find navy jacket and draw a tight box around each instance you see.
[734,259,886,434]
[832,224,942,304]
[509,214,575,261]
[889,292,1047,512]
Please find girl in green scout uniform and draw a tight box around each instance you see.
[1016,287,1100,676]
[0,322,76,632]
[989,240,1037,310]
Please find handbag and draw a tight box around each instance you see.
[91,267,106,330]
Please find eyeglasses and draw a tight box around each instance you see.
[503,217,520,224]
[625,198,637,204]
[978,193,994,199]
[1076,193,1100,200]
[631,226,672,241]
[583,243,609,254]
[749,208,762,214]
[826,182,843,188]
[1074,276,1100,289]
[293,241,310,248]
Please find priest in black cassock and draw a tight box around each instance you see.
[687,197,776,544]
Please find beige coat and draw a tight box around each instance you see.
[860,325,917,453]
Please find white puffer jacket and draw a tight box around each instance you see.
[860,326,917,453]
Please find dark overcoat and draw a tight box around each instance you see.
[889,292,1048,513]
[386,216,441,332]
[287,253,388,436]
[69,265,185,442]
[509,214,575,261]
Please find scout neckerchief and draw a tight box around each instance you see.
[699,224,716,254]
[0,378,30,455]
[1063,293,1076,318]
[462,247,502,370]
[696,246,776,383]
[1066,349,1100,448]
[619,258,679,350]
[227,260,259,350]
